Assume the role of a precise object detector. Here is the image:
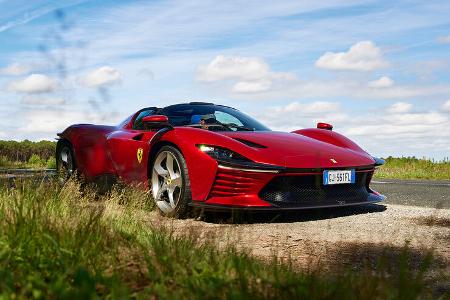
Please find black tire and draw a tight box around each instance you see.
[56,140,77,185]
[150,145,191,218]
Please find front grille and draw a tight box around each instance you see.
[259,172,370,208]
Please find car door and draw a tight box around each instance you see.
[106,108,157,184]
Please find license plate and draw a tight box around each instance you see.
[323,170,355,185]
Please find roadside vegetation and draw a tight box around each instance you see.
[0,178,442,299]
[375,156,450,181]
[0,140,56,169]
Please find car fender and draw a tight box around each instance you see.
[154,127,265,201]
[58,124,116,179]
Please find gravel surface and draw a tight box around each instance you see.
[147,203,449,283]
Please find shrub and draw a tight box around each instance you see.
[46,157,57,169]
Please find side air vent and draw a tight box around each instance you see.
[132,133,144,141]
[233,138,267,149]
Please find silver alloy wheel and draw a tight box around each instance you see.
[151,150,183,214]
[58,146,74,183]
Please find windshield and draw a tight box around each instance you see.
[158,104,270,132]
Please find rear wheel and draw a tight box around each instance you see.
[151,146,191,218]
[56,141,77,185]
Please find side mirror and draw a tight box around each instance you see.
[317,122,333,131]
[142,115,172,130]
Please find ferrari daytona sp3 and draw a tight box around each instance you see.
[56,102,385,217]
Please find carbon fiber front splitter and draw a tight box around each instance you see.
[189,193,385,212]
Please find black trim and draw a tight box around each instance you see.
[188,101,214,105]
[280,165,375,173]
[259,172,372,207]
[216,161,375,173]
[148,126,174,146]
[232,138,267,148]
[217,160,285,171]
[189,193,385,212]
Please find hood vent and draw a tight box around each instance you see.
[233,138,267,149]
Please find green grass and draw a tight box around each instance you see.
[0,155,55,169]
[375,156,450,180]
[0,179,441,299]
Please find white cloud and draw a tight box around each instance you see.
[0,63,31,76]
[275,101,340,114]
[368,76,394,88]
[257,101,450,158]
[315,41,389,71]
[345,112,448,138]
[18,109,103,136]
[387,102,412,114]
[229,76,450,101]
[21,95,65,105]
[232,79,272,93]
[437,35,450,44]
[197,55,296,93]
[79,66,121,88]
[8,74,57,94]
[442,100,450,112]
[197,55,269,82]
[256,101,345,132]
[386,112,447,126]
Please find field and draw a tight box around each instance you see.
[375,156,450,181]
[0,179,446,299]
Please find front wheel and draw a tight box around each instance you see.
[151,146,191,218]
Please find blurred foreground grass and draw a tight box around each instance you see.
[375,156,450,180]
[0,179,443,299]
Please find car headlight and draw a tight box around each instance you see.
[197,144,250,163]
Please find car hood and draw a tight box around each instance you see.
[220,131,375,169]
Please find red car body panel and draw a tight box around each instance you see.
[57,103,384,209]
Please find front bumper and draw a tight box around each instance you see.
[194,164,385,209]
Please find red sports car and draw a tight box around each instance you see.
[56,102,385,217]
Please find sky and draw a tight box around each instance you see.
[1,0,450,159]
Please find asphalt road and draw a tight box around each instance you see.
[371,179,450,209]
[0,169,449,209]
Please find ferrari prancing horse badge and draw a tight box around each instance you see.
[137,148,143,164]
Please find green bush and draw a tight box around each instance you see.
[28,153,44,166]
[46,157,57,169]
[0,155,9,168]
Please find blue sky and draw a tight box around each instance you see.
[1,0,450,159]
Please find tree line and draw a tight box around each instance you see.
[0,140,56,162]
